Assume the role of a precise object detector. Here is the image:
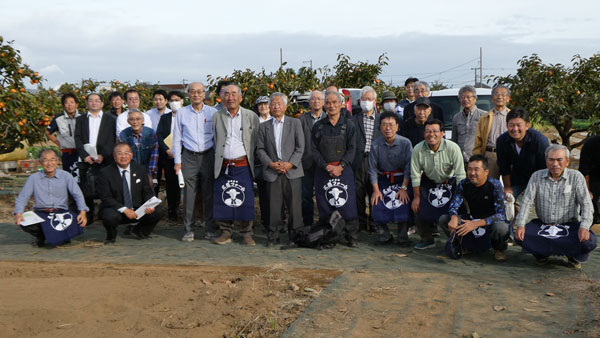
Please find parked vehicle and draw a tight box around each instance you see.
[429,88,493,138]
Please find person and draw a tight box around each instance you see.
[253,95,272,232]
[116,89,153,136]
[146,89,171,132]
[211,84,260,246]
[107,91,124,117]
[172,82,218,241]
[46,93,82,173]
[256,92,305,247]
[451,85,486,168]
[213,80,233,111]
[14,149,88,247]
[369,112,413,246]
[515,144,597,268]
[443,155,509,261]
[353,86,382,232]
[118,109,158,187]
[400,97,433,147]
[401,81,444,126]
[74,93,117,224]
[312,90,359,247]
[298,90,327,227]
[380,91,398,113]
[396,77,418,117]
[325,84,351,117]
[410,119,466,249]
[472,85,511,179]
[97,142,165,244]
[496,108,549,209]
[156,90,184,221]
[578,135,600,224]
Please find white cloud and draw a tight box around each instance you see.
[40,64,64,75]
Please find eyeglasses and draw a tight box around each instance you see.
[460,95,475,100]
[381,123,397,129]
[424,130,441,134]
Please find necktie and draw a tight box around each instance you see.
[122,170,133,209]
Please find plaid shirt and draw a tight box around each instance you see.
[516,168,594,230]
[363,114,375,153]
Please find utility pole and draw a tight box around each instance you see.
[480,47,483,86]
[280,48,283,68]
[470,67,478,87]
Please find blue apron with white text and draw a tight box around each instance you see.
[522,219,595,257]
[418,175,456,223]
[457,215,492,253]
[372,173,412,223]
[213,165,255,221]
[36,209,83,246]
[315,166,358,220]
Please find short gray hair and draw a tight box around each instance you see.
[269,92,288,106]
[492,84,511,97]
[413,81,430,91]
[458,85,477,99]
[185,81,205,93]
[38,148,58,160]
[309,90,324,100]
[545,144,570,160]
[324,90,343,104]
[360,86,377,100]
[127,108,142,118]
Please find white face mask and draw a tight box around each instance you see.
[169,100,182,111]
[360,100,374,112]
[383,102,396,112]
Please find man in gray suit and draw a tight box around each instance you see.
[212,84,260,246]
[257,93,305,247]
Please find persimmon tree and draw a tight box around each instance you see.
[493,53,600,149]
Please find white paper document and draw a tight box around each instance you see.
[20,211,45,226]
[135,196,162,220]
[83,144,98,160]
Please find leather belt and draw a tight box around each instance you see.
[223,156,248,167]
[486,146,496,153]
[183,147,212,155]
[381,170,404,183]
[61,148,76,154]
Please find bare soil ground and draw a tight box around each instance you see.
[0,261,340,338]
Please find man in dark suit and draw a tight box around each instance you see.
[156,91,184,221]
[256,92,305,247]
[74,93,117,223]
[298,91,327,227]
[352,86,382,232]
[97,142,164,244]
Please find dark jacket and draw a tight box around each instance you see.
[496,129,549,187]
[119,126,155,172]
[352,110,382,170]
[97,162,154,211]
[400,117,430,147]
[156,112,173,160]
[74,112,117,166]
[298,111,326,170]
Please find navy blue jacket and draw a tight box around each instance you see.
[496,129,549,187]
[351,110,382,171]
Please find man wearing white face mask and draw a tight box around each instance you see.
[156,90,185,221]
[352,86,382,232]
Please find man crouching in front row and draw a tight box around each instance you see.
[515,144,597,268]
[97,142,164,244]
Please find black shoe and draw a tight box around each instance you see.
[168,213,178,222]
[31,240,45,248]
[123,225,133,235]
[347,238,359,248]
[375,235,394,246]
[398,240,414,248]
[103,238,116,245]
[130,229,144,240]
[280,242,298,250]
[265,239,280,248]
[279,227,287,234]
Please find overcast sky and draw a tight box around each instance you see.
[2,0,599,89]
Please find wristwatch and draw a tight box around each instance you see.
[400,185,408,191]
[340,162,346,168]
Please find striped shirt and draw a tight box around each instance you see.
[516,168,594,230]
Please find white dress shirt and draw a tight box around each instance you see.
[273,116,285,160]
[87,111,104,147]
[224,108,246,159]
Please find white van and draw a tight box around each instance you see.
[429,88,493,139]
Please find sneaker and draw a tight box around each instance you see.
[567,257,582,269]
[242,235,256,246]
[181,231,194,242]
[347,238,359,248]
[407,226,416,235]
[213,233,232,245]
[432,231,441,237]
[414,241,435,250]
[494,250,508,262]
[204,231,219,240]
